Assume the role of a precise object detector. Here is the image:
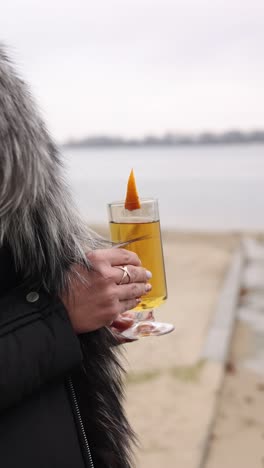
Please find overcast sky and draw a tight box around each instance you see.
[1,0,264,142]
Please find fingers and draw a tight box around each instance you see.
[110,314,138,343]
[119,298,140,314]
[87,249,148,288]
[121,311,135,319]
[118,282,151,301]
[111,315,134,331]
[118,282,152,313]
[85,248,153,318]
[88,248,141,268]
[113,265,151,285]
[110,249,141,267]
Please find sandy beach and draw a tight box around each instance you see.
[92,228,264,468]
[204,238,264,468]
[116,230,240,468]
[205,339,264,468]
[92,228,264,467]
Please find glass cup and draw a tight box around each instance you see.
[108,198,174,339]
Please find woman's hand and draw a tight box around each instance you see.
[110,312,136,343]
[60,248,151,334]
[110,311,155,343]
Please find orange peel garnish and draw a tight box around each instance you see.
[124,169,141,211]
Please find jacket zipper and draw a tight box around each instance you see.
[68,377,95,468]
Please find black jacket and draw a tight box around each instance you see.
[0,245,94,468]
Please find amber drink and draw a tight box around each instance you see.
[108,198,168,311]
[108,197,174,338]
[110,219,167,311]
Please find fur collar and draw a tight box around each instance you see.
[0,45,136,467]
[0,45,107,293]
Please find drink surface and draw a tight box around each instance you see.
[110,220,167,310]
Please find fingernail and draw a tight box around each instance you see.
[145,283,152,292]
[146,270,152,279]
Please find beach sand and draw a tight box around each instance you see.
[118,231,240,468]
[93,228,264,467]
[204,307,264,468]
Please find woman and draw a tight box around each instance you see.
[0,45,151,467]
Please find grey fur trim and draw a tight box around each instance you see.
[0,44,108,293]
[0,45,136,467]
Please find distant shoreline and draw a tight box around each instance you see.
[63,131,264,149]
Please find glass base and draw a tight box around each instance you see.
[120,310,174,340]
[122,321,174,339]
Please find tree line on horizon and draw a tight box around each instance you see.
[63,130,264,148]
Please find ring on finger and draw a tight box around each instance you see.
[114,265,131,285]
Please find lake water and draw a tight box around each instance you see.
[63,144,264,231]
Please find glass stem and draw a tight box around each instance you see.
[135,310,155,322]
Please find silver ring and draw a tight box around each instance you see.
[115,266,131,285]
